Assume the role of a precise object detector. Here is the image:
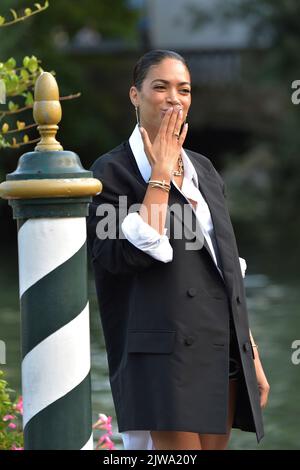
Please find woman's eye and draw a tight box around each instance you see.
[180,89,191,94]
[154,85,165,90]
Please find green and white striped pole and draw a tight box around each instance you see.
[0,72,101,449]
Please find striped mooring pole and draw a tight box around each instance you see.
[0,72,102,449]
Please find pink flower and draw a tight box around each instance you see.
[97,414,109,424]
[14,396,23,415]
[93,413,116,450]
[11,445,24,451]
[3,414,16,422]
[93,414,113,432]
[8,423,17,429]
[96,434,115,450]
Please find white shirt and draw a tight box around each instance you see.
[120,125,246,450]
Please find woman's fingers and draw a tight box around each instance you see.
[157,105,184,142]
[260,390,268,408]
[172,107,184,139]
[178,122,188,147]
[158,106,173,138]
[142,105,186,169]
[166,105,182,137]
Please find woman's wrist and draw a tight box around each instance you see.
[151,165,172,182]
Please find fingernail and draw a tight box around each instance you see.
[179,109,183,116]
[168,107,173,113]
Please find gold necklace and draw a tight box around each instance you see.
[173,155,184,176]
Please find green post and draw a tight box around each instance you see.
[0,72,101,449]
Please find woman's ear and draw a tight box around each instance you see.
[129,86,139,107]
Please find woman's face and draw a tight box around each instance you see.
[130,58,191,135]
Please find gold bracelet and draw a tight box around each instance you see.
[148,182,170,192]
[148,179,171,188]
[148,179,171,192]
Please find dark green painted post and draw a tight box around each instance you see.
[0,72,101,449]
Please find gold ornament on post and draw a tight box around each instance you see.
[33,72,63,151]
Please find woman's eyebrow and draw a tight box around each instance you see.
[151,79,191,86]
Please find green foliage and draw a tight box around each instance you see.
[0,0,138,54]
[0,54,46,149]
[0,370,23,450]
[192,1,300,243]
[26,0,138,40]
[0,0,138,153]
[0,1,84,150]
[0,2,50,150]
[1,54,41,97]
[223,1,300,227]
[0,1,49,27]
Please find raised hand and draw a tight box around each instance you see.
[139,105,188,180]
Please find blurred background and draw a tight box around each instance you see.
[1,0,300,450]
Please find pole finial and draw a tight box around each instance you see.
[33,72,63,151]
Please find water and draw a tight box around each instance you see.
[1,257,300,450]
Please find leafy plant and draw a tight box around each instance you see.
[0,1,49,27]
[0,370,23,450]
[0,54,47,149]
[0,368,117,450]
[0,1,80,150]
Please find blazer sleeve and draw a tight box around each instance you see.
[86,156,160,275]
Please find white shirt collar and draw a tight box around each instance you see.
[129,125,198,187]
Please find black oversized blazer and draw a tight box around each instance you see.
[86,140,264,443]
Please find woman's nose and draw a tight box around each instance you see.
[167,98,181,106]
[166,92,181,106]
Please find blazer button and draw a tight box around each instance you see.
[184,336,194,346]
[187,287,197,297]
[243,341,250,352]
[236,295,241,304]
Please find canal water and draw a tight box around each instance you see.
[1,254,299,450]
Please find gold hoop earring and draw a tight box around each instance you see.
[135,106,140,127]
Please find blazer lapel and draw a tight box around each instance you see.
[184,151,235,299]
[168,186,222,272]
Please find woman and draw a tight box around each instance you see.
[87,50,270,450]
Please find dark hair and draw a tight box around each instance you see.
[133,49,191,91]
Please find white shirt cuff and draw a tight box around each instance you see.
[121,212,173,263]
[239,257,247,278]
